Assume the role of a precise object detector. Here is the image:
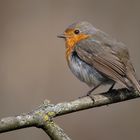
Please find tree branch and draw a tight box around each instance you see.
[0,88,139,139]
[0,105,71,140]
[42,120,71,140]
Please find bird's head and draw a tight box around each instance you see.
[58,21,97,48]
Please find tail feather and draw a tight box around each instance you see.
[127,70,140,94]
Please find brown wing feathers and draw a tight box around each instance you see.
[76,46,130,88]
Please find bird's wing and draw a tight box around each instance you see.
[75,38,130,88]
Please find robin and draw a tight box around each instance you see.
[58,21,140,96]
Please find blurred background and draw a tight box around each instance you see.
[0,0,140,140]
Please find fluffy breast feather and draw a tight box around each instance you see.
[67,51,107,87]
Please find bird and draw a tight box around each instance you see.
[58,21,140,96]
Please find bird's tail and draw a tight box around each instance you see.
[127,70,140,94]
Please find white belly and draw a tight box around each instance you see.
[68,52,107,87]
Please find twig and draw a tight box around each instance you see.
[0,88,139,139]
[42,120,71,140]
[0,102,71,140]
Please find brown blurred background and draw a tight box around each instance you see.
[0,0,140,140]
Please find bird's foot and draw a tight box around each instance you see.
[79,90,95,103]
[106,82,115,93]
[107,88,116,94]
[106,89,118,97]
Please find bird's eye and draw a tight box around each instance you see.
[74,30,80,34]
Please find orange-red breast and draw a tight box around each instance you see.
[58,21,140,95]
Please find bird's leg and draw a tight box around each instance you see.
[87,84,101,96]
[107,82,116,93]
[79,84,101,102]
[87,84,102,102]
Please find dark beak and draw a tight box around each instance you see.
[57,34,66,39]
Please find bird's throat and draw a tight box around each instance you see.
[65,34,89,61]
